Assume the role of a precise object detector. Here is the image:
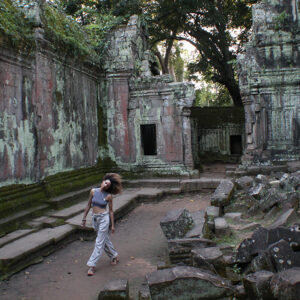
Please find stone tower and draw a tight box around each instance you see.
[238,0,300,163]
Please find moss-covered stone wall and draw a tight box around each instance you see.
[237,0,300,163]
[0,1,107,188]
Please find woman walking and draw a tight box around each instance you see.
[81,173,122,276]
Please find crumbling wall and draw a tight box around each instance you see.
[0,2,102,187]
[191,107,245,165]
[237,0,300,163]
[103,16,196,175]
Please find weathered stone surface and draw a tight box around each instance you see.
[280,173,300,192]
[138,283,151,300]
[268,209,299,229]
[268,239,300,272]
[186,210,210,238]
[146,266,235,300]
[160,208,193,240]
[255,174,269,185]
[243,270,275,300]
[214,217,231,237]
[237,0,300,163]
[98,278,129,300]
[168,238,216,265]
[236,225,300,264]
[260,188,287,212]
[211,180,234,207]
[249,183,265,199]
[192,247,226,275]
[235,176,254,190]
[270,267,300,300]
[206,206,220,219]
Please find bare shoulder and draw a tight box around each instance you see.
[106,194,112,201]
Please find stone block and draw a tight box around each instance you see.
[268,209,299,229]
[168,238,216,265]
[146,266,235,300]
[98,278,129,300]
[192,247,226,275]
[267,239,300,272]
[211,180,234,207]
[160,208,193,240]
[138,283,151,300]
[214,217,231,237]
[243,270,275,300]
[235,176,254,190]
[270,267,300,300]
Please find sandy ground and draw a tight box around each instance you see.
[0,192,212,300]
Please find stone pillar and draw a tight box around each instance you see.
[107,73,132,163]
[181,108,194,169]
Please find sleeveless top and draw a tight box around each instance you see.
[91,189,109,209]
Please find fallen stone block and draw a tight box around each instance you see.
[235,176,254,190]
[255,174,269,185]
[267,239,300,272]
[249,183,265,199]
[146,266,235,300]
[270,267,300,300]
[243,270,275,300]
[168,238,216,265]
[185,210,210,238]
[98,278,129,300]
[211,180,234,207]
[260,188,288,212]
[214,217,231,237]
[268,209,299,229]
[192,247,226,275]
[160,208,193,240]
[138,283,151,300]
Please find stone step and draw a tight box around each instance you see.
[180,178,221,192]
[0,178,220,279]
[123,179,180,189]
[46,185,95,209]
[0,224,76,280]
[0,229,36,248]
[0,204,49,236]
[49,201,86,220]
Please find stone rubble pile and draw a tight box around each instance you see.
[98,171,300,299]
[148,172,300,299]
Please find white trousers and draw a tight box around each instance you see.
[87,212,118,267]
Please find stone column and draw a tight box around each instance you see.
[106,72,132,164]
[181,108,194,169]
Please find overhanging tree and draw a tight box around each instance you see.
[146,0,257,106]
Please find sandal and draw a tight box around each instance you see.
[111,256,120,265]
[87,267,95,276]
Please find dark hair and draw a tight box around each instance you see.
[103,173,122,195]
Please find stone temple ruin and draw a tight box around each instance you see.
[1,0,300,299]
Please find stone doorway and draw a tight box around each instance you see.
[141,124,157,156]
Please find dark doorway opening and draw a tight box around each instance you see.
[230,135,242,155]
[141,124,157,155]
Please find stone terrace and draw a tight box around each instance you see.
[0,174,226,280]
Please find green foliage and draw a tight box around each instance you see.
[145,0,258,106]
[273,11,288,30]
[194,83,233,107]
[43,3,96,59]
[0,0,34,49]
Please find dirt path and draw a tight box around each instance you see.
[0,192,212,300]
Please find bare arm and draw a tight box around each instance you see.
[107,194,115,233]
[81,189,93,227]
